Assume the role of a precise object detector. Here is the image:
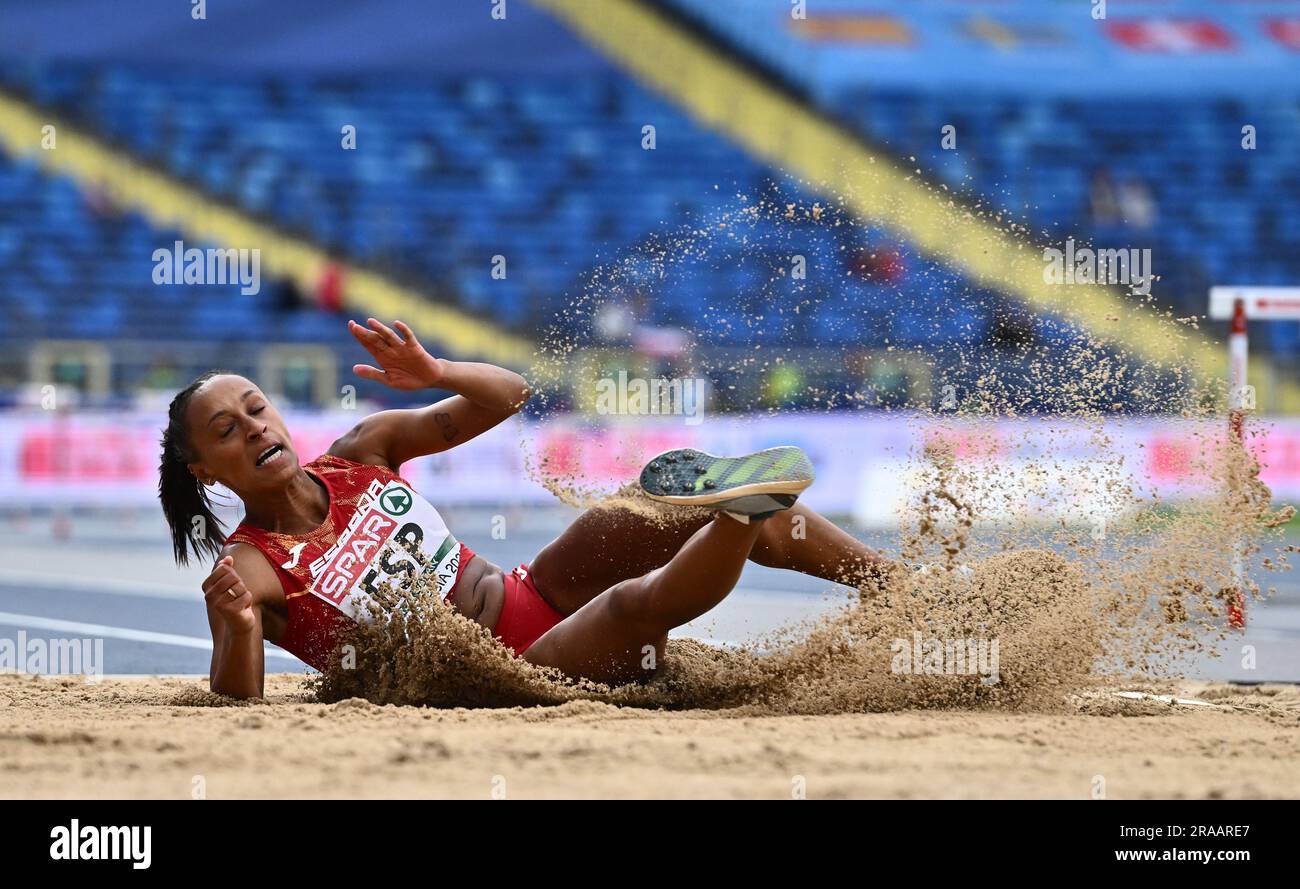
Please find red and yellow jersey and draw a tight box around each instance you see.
[224,454,476,671]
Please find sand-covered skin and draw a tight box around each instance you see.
[2,673,1297,799]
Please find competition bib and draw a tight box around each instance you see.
[306,478,462,621]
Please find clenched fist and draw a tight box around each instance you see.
[202,555,257,636]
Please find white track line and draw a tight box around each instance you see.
[0,610,743,658]
[0,572,837,603]
[0,611,298,660]
[0,568,194,600]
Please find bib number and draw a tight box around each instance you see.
[310,481,459,621]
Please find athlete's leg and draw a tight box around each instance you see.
[530,500,893,615]
[528,506,710,615]
[749,502,898,593]
[522,514,764,685]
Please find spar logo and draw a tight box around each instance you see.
[314,508,399,606]
[379,485,413,516]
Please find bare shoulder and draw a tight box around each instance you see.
[326,412,397,469]
[219,540,283,606]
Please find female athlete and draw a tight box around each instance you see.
[159,319,894,698]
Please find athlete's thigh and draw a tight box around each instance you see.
[529,505,709,615]
[521,577,669,686]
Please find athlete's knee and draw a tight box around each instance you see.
[751,513,795,567]
[604,575,666,636]
[526,553,559,598]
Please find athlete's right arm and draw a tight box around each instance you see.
[201,545,271,699]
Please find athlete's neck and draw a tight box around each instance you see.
[242,468,330,535]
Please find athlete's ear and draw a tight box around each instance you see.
[188,462,216,487]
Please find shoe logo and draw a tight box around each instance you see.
[282,542,307,570]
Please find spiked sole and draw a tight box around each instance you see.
[638,446,814,508]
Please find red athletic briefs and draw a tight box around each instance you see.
[494,564,565,655]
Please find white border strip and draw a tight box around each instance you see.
[0,568,194,600]
[0,610,298,660]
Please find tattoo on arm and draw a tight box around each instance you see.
[434,411,459,442]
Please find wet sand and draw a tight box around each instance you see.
[3,673,1296,799]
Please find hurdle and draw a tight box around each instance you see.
[1208,286,1300,628]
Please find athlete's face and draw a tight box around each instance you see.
[184,375,299,494]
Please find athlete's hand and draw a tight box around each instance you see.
[203,556,258,636]
[348,318,446,390]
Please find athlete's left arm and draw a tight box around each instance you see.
[329,318,531,470]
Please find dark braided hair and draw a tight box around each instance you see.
[159,370,230,565]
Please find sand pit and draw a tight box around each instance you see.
[2,673,1297,799]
